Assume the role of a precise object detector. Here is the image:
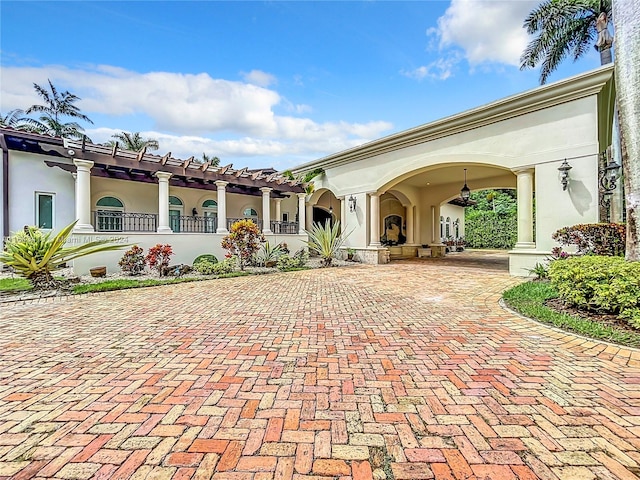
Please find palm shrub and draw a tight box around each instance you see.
[221,219,265,270]
[305,220,349,267]
[0,221,125,290]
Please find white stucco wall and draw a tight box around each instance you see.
[8,151,75,234]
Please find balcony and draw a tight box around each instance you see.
[93,211,157,232]
[270,221,299,234]
[170,215,217,233]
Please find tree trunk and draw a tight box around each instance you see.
[613,0,640,261]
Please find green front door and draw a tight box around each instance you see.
[169,209,181,232]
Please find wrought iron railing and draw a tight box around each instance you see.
[270,221,299,234]
[171,215,217,233]
[93,211,157,232]
[226,217,263,230]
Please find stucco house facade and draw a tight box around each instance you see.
[1,65,619,276]
[0,131,308,274]
[292,65,619,275]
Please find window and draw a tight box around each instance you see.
[169,196,183,232]
[202,199,218,232]
[439,216,444,240]
[445,217,451,238]
[282,212,289,222]
[96,196,124,232]
[454,218,460,238]
[169,196,183,207]
[36,192,54,229]
[243,208,258,217]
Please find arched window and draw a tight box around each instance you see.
[169,196,183,232]
[243,207,258,217]
[202,200,218,232]
[445,217,451,238]
[454,218,460,238]
[96,196,124,232]
[440,216,444,241]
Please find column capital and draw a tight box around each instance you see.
[73,159,94,171]
[215,180,229,188]
[156,171,172,181]
[273,198,283,203]
[367,191,380,198]
[260,187,273,194]
[296,192,306,199]
[511,167,534,175]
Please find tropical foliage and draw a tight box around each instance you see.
[0,109,42,132]
[283,167,324,195]
[548,255,640,329]
[305,220,349,267]
[145,244,174,275]
[552,223,625,256]
[108,131,159,152]
[463,189,517,249]
[254,241,284,267]
[118,245,146,276]
[0,221,125,289]
[277,249,309,271]
[25,79,93,139]
[202,153,221,167]
[520,0,612,84]
[221,219,265,270]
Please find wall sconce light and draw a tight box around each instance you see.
[192,207,198,216]
[599,151,621,192]
[348,195,357,212]
[460,168,471,204]
[558,159,572,191]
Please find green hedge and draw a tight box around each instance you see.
[464,211,516,249]
[552,223,625,256]
[548,256,640,329]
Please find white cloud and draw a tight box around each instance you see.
[431,0,537,67]
[240,69,277,87]
[0,64,392,159]
[401,55,461,81]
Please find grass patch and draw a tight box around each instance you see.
[72,272,251,295]
[503,281,640,348]
[0,277,32,292]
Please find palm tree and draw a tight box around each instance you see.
[0,109,42,131]
[108,131,159,152]
[202,153,220,167]
[283,167,324,195]
[613,0,640,261]
[26,79,93,139]
[520,0,611,84]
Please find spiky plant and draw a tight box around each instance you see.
[108,131,159,152]
[0,221,126,290]
[305,220,349,267]
[520,0,612,84]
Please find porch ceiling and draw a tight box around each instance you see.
[401,165,512,188]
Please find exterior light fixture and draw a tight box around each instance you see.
[599,151,621,192]
[460,168,471,204]
[192,207,198,216]
[348,195,357,213]
[329,196,333,215]
[558,159,572,191]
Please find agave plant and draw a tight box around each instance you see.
[254,241,284,267]
[0,221,126,290]
[305,220,350,267]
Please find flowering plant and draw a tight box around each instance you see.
[119,245,146,275]
[221,219,265,270]
[146,244,174,275]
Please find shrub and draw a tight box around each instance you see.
[464,210,517,249]
[305,220,349,267]
[552,223,625,256]
[548,256,640,329]
[211,257,237,275]
[277,249,309,271]
[221,219,265,270]
[254,241,283,267]
[193,254,218,266]
[119,245,146,276]
[193,259,217,275]
[0,221,125,289]
[146,244,174,276]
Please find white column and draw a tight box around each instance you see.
[405,205,415,244]
[339,196,346,230]
[431,205,442,244]
[274,198,282,221]
[73,159,94,232]
[297,193,307,234]
[305,204,313,231]
[514,168,535,248]
[216,181,229,234]
[369,193,381,246]
[261,187,273,234]
[156,171,172,233]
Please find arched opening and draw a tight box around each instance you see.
[96,196,124,232]
[169,196,183,232]
[312,190,339,227]
[202,199,217,232]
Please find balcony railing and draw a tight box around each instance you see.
[170,215,217,233]
[93,211,157,232]
[270,221,299,234]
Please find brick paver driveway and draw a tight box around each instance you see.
[1,258,639,479]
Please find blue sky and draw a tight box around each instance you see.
[1,1,603,170]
